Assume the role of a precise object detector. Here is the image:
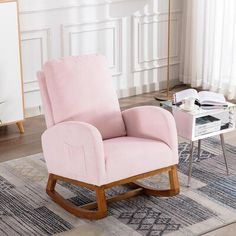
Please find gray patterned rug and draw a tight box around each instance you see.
[0,138,236,236]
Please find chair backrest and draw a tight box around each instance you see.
[37,54,126,140]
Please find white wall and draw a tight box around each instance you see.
[18,0,183,117]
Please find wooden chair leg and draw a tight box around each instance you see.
[96,188,108,215]
[46,174,108,220]
[168,165,180,195]
[46,173,57,191]
[129,165,180,197]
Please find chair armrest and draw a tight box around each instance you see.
[122,106,178,154]
[42,121,106,186]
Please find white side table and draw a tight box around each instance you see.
[172,103,236,187]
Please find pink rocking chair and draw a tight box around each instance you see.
[37,54,180,220]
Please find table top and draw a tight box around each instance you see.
[161,100,236,117]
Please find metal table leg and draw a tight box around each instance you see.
[197,139,201,161]
[187,141,194,187]
[220,134,229,175]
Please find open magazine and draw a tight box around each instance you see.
[173,89,228,109]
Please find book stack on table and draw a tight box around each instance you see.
[195,115,221,137]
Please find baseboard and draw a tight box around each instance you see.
[25,106,42,118]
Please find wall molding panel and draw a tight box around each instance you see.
[61,19,123,76]
[21,29,50,109]
[21,29,50,92]
[132,10,181,72]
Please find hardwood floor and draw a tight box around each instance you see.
[0,91,158,162]
[0,115,45,162]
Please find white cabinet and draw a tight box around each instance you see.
[0,0,24,133]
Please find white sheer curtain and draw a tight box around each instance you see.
[179,0,236,99]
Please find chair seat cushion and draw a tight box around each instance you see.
[42,54,126,140]
[103,137,177,183]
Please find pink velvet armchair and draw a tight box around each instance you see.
[37,54,180,220]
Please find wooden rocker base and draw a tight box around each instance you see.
[46,165,180,220]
